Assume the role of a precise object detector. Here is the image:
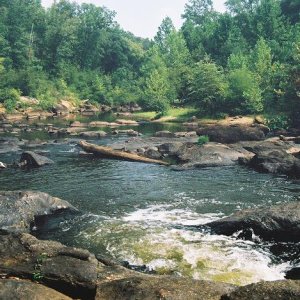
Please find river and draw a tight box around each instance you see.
[0,120,299,286]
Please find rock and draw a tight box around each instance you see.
[65,127,87,135]
[196,125,265,143]
[0,279,71,300]
[70,121,88,127]
[116,119,139,126]
[286,268,300,280]
[0,137,22,154]
[0,232,99,299]
[206,201,300,242]
[3,114,25,122]
[115,112,133,118]
[246,149,300,177]
[53,100,75,115]
[154,131,175,138]
[238,140,300,177]
[0,191,78,232]
[174,131,197,138]
[254,115,265,125]
[96,275,235,300]
[222,280,300,300]
[79,131,107,138]
[25,112,40,120]
[112,129,140,136]
[89,121,119,127]
[0,161,7,169]
[100,105,111,112]
[176,142,252,168]
[19,151,54,168]
[158,142,184,156]
[183,122,199,128]
[144,147,162,160]
[0,230,237,300]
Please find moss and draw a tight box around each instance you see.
[212,271,252,285]
[178,261,193,277]
[155,266,175,275]
[196,259,208,270]
[166,248,184,262]
[132,242,162,264]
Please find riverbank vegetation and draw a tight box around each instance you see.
[0,0,299,126]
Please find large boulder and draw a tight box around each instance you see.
[0,231,99,299]
[222,280,300,300]
[196,125,266,144]
[0,279,71,300]
[237,139,300,177]
[0,191,78,232]
[175,142,252,168]
[19,151,54,168]
[206,201,300,242]
[245,149,300,178]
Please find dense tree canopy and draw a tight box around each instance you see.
[0,0,299,125]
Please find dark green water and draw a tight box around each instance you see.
[0,121,299,285]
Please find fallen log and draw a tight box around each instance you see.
[78,140,169,166]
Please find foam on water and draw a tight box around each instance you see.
[76,204,289,286]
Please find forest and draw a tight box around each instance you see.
[0,0,299,127]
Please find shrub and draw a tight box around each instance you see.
[0,88,20,112]
[266,115,290,131]
[197,135,209,146]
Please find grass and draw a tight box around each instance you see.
[133,107,198,122]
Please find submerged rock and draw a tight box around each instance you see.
[0,161,7,169]
[0,191,78,232]
[19,151,54,168]
[222,280,300,300]
[0,279,71,300]
[286,268,300,280]
[206,201,300,242]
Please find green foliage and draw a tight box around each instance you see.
[188,59,228,115]
[33,252,48,282]
[227,68,263,114]
[0,0,298,123]
[197,135,209,145]
[265,114,290,130]
[0,88,20,112]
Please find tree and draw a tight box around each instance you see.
[227,67,263,113]
[154,17,175,51]
[140,47,172,113]
[187,59,228,115]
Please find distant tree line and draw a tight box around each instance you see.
[0,0,299,126]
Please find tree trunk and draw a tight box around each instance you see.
[78,141,169,166]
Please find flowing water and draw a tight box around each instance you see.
[0,120,299,286]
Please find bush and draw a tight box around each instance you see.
[0,88,20,112]
[266,115,290,131]
[227,68,263,114]
[197,135,209,146]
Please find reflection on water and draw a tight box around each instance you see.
[0,125,299,285]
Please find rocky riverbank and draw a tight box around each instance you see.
[1,190,300,299]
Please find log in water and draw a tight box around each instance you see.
[79,140,169,166]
